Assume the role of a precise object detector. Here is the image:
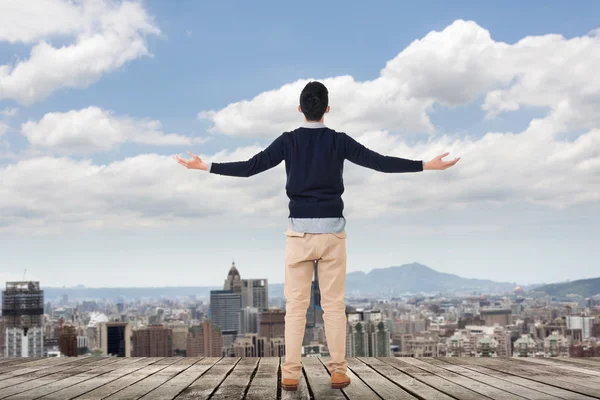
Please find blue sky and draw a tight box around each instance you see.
[0,0,599,288]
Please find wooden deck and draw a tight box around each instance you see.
[0,356,599,399]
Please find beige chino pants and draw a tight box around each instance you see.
[281,224,347,380]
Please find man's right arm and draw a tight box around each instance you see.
[342,132,423,173]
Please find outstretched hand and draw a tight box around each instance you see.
[174,151,209,171]
[424,152,460,170]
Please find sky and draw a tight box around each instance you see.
[1,0,599,288]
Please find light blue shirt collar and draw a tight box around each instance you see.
[302,121,326,129]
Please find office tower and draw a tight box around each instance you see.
[224,261,243,296]
[2,281,44,329]
[59,325,78,356]
[480,308,511,327]
[132,325,173,357]
[566,316,595,340]
[513,334,538,357]
[187,320,223,357]
[0,318,5,357]
[5,327,44,357]
[210,290,241,336]
[259,309,286,339]
[305,261,323,328]
[98,322,131,357]
[2,281,45,357]
[224,334,286,357]
[367,321,391,357]
[346,322,369,357]
[171,325,189,356]
[77,336,89,353]
[241,279,269,311]
[239,307,259,335]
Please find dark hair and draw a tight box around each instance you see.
[300,81,328,121]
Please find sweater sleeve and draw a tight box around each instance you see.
[343,132,423,173]
[210,133,286,177]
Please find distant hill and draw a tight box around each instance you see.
[38,263,516,302]
[531,277,600,298]
[269,262,516,297]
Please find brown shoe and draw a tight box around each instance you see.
[281,377,299,391]
[331,372,351,389]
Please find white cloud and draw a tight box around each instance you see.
[20,106,206,154]
[0,122,8,136]
[199,20,600,141]
[1,108,19,117]
[1,19,599,235]
[1,116,599,234]
[0,0,160,105]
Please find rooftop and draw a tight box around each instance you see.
[0,356,599,399]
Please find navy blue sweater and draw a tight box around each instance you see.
[210,127,424,218]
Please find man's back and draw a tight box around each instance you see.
[210,124,424,219]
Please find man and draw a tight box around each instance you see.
[175,81,460,391]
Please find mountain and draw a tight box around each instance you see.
[268,263,516,297]
[531,277,600,298]
[38,263,516,301]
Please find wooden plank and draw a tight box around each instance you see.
[0,357,88,378]
[35,358,157,400]
[174,357,239,400]
[517,357,600,376]
[406,357,554,400]
[1,357,143,400]
[0,357,120,399]
[138,358,219,400]
[244,357,278,400]
[359,357,455,400]
[545,358,600,369]
[342,357,413,399]
[383,357,515,400]
[300,357,345,399]
[441,358,597,400]
[0,357,105,390]
[319,357,384,400]
[280,357,310,400]
[100,358,196,400]
[210,357,259,399]
[504,358,600,390]
[460,357,600,399]
[71,358,178,400]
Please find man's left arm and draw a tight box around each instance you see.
[208,133,286,177]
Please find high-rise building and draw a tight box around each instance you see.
[241,279,269,311]
[259,309,286,339]
[347,321,369,357]
[210,290,241,336]
[0,318,5,357]
[132,325,173,357]
[224,261,243,296]
[2,281,44,329]
[171,325,189,356]
[566,316,595,340]
[305,261,323,329]
[2,281,45,358]
[480,308,511,327]
[5,327,44,357]
[187,320,223,357]
[367,321,391,357]
[98,322,131,357]
[59,325,78,357]
[223,333,286,357]
[239,307,259,335]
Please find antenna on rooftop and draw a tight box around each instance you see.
[23,269,27,281]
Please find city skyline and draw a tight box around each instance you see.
[1,1,600,287]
